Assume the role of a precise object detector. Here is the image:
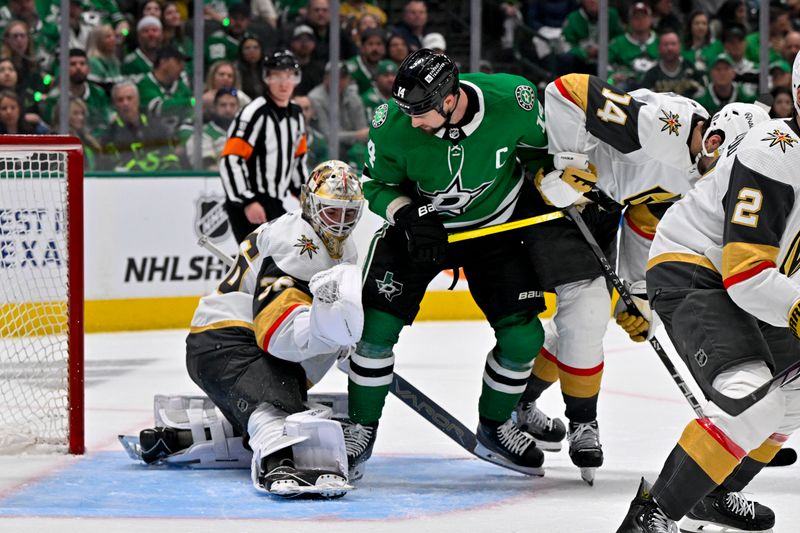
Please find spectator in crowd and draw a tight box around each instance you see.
[122,16,163,79]
[721,24,758,91]
[711,0,749,38]
[141,0,163,19]
[292,94,327,167]
[238,36,265,100]
[695,52,754,115]
[187,88,240,170]
[0,89,46,134]
[650,0,682,32]
[1,21,48,93]
[137,45,194,146]
[641,29,704,97]
[348,28,386,95]
[44,49,112,139]
[87,24,123,88]
[100,81,180,171]
[769,85,793,119]
[307,61,368,168]
[421,32,446,54]
[608,2,658,88]
[52,97,102,170]
[341,0,387,28]
[351,12,380,48]
[525,0,577,32]
[391,0,428,51]
[562,0,623,74]
[682,10,716,72]
[299,0,358,62]
[289,24,325,96]
[781,31,800,66]
[769,59,791,89]
[386,32,411,65]
[67,0,92,50]
[361,58,395,121]
[0,57,44,128]
[162,1,192,64]
[206,2,252,67]
[203,60,251,115]
[744,4,789,66]
[252,0,279,28]
[0,0,58,71]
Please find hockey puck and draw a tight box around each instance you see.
[766,447,797,467]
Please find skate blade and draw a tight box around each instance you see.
[473,443,545,476]
[118,435,144,462]
[534,439,562,452]
[271,481,354,499]
[349,463,365,482]
[579,467,596,486]
[679,517,772,533]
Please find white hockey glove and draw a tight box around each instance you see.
[614,280,659,342]
[309,264,364,347]
[534,153,598,208]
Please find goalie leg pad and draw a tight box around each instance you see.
[285,405,348,475]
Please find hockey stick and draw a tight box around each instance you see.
[564,206,798,465]
[447,211,565,243]
[198,235,538,474]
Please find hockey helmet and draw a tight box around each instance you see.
[392,48,459,116]
[701,102,771,158]
[263,49,301,81]
[301,160,365,259]
[793,51,800,116]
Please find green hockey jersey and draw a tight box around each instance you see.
[363,72,548,230]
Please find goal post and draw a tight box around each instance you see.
[0,135,84,454]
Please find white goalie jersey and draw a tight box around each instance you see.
[545,73,709,205]
[190,211,360,384]
[649,117,800,328]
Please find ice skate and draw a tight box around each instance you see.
[617,477,678,533]
[258,457,350,499]
[680,488,774,533]
[474,418,545,476]
[341,420,378,481]
[568,420,603,485]
[514,401,567,452]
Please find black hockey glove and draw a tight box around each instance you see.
[394,202,448,265]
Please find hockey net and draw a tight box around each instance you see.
[0,136,84,454]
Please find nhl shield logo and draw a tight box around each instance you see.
[694,348,708,367]
[195,195,231,242]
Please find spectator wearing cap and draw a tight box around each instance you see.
[238,36,265,100]
[99,81,181,171]
[203,60,252,116]
[769,59,791,89]
[744,5,789,66]
[289,24,325,96]
[562,0,623,73]
[641,29,704,97]
[695,53,755,115]
[608,2,658,88]
[44,48,112,139]
[421,32,446,54]
[136,45,194,146]
[122,16,163,80]
[307,61,369,168]
[347,28,386,95]
[188,88,240,170]
[391,0,428,51]
[719,23,758,92]
[205,2,253,68]
[361,59,396,122]
[294,0,358,62]
[341,0,387,27]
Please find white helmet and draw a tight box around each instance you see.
[301,160,365,259]
[701,102,771,158]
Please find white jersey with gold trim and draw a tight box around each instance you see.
[545,74,708,205]
[649,117,800,328]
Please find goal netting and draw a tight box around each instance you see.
[0,136,84,454]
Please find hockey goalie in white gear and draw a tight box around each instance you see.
[121,160,365,499]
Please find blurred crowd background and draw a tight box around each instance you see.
[0,0,796,173]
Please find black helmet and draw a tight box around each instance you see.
[392,48,459,116]
[263,49,300,77]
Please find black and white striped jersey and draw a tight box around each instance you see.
[219,95,308,204]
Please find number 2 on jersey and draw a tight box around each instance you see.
[731,187,762,227]
[596,88,631,125]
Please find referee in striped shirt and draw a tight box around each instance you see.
[219,50,309,242]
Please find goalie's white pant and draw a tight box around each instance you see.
[248,402,349,494]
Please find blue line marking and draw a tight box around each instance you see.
[0,452,539,520]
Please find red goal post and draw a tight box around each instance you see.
[0,135,84,454]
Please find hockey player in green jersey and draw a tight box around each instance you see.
[342,48,551,479]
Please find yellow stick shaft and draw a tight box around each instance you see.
[447,210,565,243]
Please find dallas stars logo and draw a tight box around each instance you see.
[376,272,403,301]
[762,129,797,153]
[420,145,492,216]
[294,235,319,259]
[658,110,681,136]
[372,103,388,128]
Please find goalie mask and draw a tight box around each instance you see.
[701,102,771,158]
[301,160,365,259]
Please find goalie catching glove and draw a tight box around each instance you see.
[394,200,448,265]
[613,280,659,342]
[534,152,598,208]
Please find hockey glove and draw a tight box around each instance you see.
[394,201,448,265]
[789,299,800,340]
[613,280,659,342]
